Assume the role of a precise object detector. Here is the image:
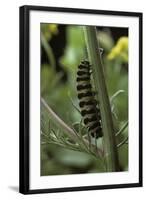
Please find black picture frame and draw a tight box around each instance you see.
[19,5,143,194]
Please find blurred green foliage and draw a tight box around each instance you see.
[41,24,128,175]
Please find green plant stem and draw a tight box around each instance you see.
[41,98,77,141]
[84,26,120,171]
[116,121,128,137]
[117,136,128,148]
[41,32,56,69]
[110,90,125,104]
[41,98,103,156]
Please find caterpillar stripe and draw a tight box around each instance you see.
[76,60,102,138]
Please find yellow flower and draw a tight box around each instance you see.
[107,37,128,62]
[48,24,59,35]
[42,24,59,41]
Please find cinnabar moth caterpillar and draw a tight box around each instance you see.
[76,60,102,138]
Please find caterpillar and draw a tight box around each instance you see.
[76,60,102,138]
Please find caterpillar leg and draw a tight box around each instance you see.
[89,69,93,74]
[92,91,98,96]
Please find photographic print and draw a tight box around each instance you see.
[19,6,142,194]
[40,24,128,175]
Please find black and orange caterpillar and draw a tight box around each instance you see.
[76,60,102,138]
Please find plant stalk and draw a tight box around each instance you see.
[41,32,56,69]
[41,98,76,141]
[41,98,103,156]
[84,26,120,171]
